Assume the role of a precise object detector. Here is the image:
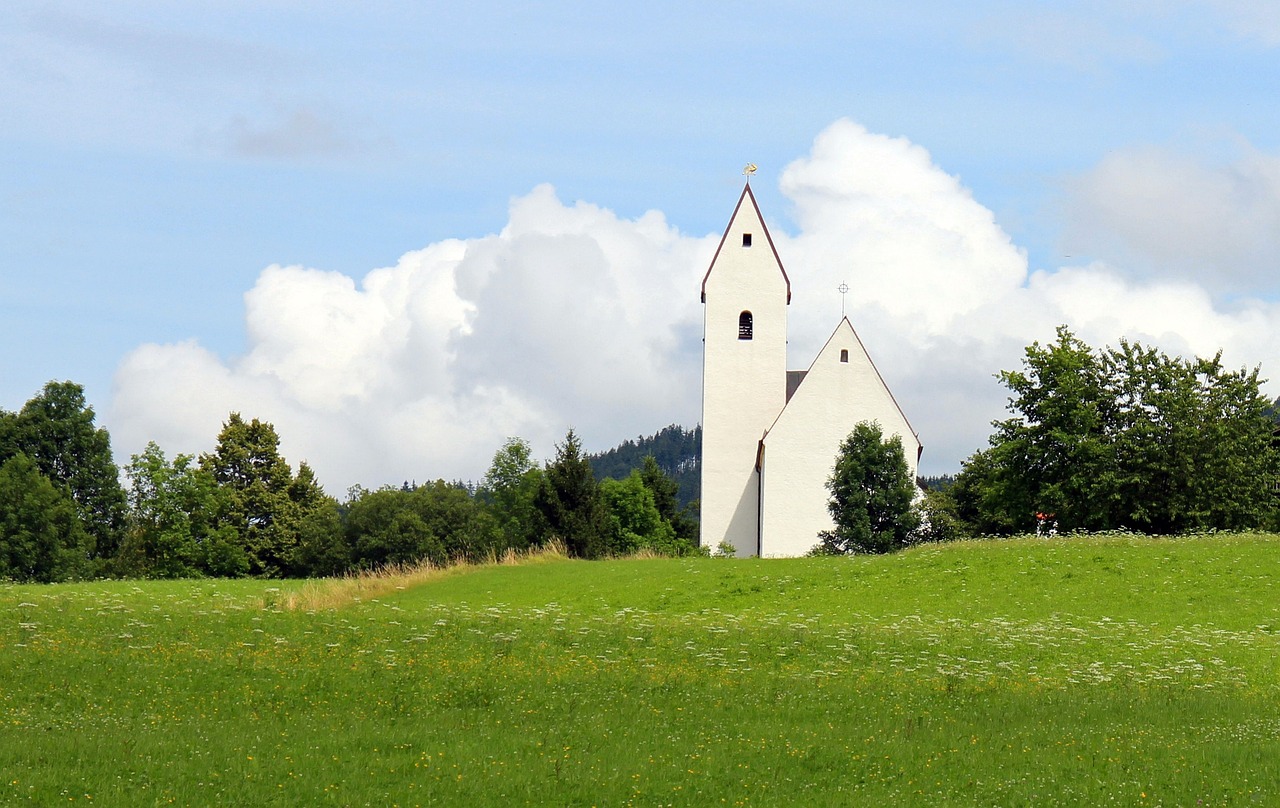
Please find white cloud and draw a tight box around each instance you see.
[1063,144,1280,292]
[109,119,1280,492]
[110,185,714,492]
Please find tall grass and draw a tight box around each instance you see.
[263,540,570,611]
[2,533,1278,805]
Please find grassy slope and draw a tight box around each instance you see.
[2,535,1278,806]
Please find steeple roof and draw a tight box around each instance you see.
[700,182,791,304]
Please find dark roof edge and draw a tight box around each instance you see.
[700,182,792,304]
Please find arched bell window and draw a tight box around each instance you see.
[738,311,753,340]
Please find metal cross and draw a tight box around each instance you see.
[838,282,849,318]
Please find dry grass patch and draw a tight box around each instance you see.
[261,541,571,611]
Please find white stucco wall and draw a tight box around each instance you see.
[759,319,920,557]
[699,186,789,557]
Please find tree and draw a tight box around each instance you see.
[637,455,699,545]
[535,429,612,558]
[589,425,702,511]
[956,327,1280,535]
[911,487,966,545]
[414,480,503,562]
[0,453,93,582]
[2,382,127,561]
[818,422,920,555]
[600,472,675,554]
[200,414,316,577]
[480,438,544,550]
[121,442,230,578]
[292,503,349,577]
[346,487,443,569]
[985,327,1114,532]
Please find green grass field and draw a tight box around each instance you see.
[3,534,1279,806]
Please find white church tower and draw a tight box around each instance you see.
[699,180,922,557]
[699,183,790,556]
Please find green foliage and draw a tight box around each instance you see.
[479,437,543,550]
[957,327,1280,534]
[600,472,675,554]
[638,455,699,545]
[198,414,340,577]
[413,480,504,561]
[346,487,444,568]
[819,422,920,554]
[536,429,612,558]
[911,487,967,545]
[1,381,127,560]
[0,453,93,582]
[918,474,955,491]
[345,481,504,569]
[292,503,349,577]
[589,424,701,512]
[200,414,299,576]
[120,442,230,578]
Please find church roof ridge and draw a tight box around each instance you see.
[765,317,922,457]
[700,182,792,304]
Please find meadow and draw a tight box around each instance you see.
[2,534,1278,806]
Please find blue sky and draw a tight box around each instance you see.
[4,2,1280,489]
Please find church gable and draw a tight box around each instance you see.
[757,318,921,557]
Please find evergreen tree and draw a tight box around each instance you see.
[200,414,324,577]
[535,429,612,558]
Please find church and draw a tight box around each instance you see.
[699,182,921,557]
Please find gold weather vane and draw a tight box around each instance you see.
[743,163,758,181]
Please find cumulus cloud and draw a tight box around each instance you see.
[109,119,1280,492]
[110,186,714,491]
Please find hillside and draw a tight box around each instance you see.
[3,534,1279,805]
[589,423,700,510]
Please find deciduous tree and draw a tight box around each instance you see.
[819,422,919,555]
[3,382,127,560]
[956,327,1280,534]
[0,453,93,582]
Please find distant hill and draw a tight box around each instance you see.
[589,424,700,513]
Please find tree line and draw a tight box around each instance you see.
[6,326,1278,577]
[0,383,700,583]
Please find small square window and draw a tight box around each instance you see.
[742,233,752,247]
